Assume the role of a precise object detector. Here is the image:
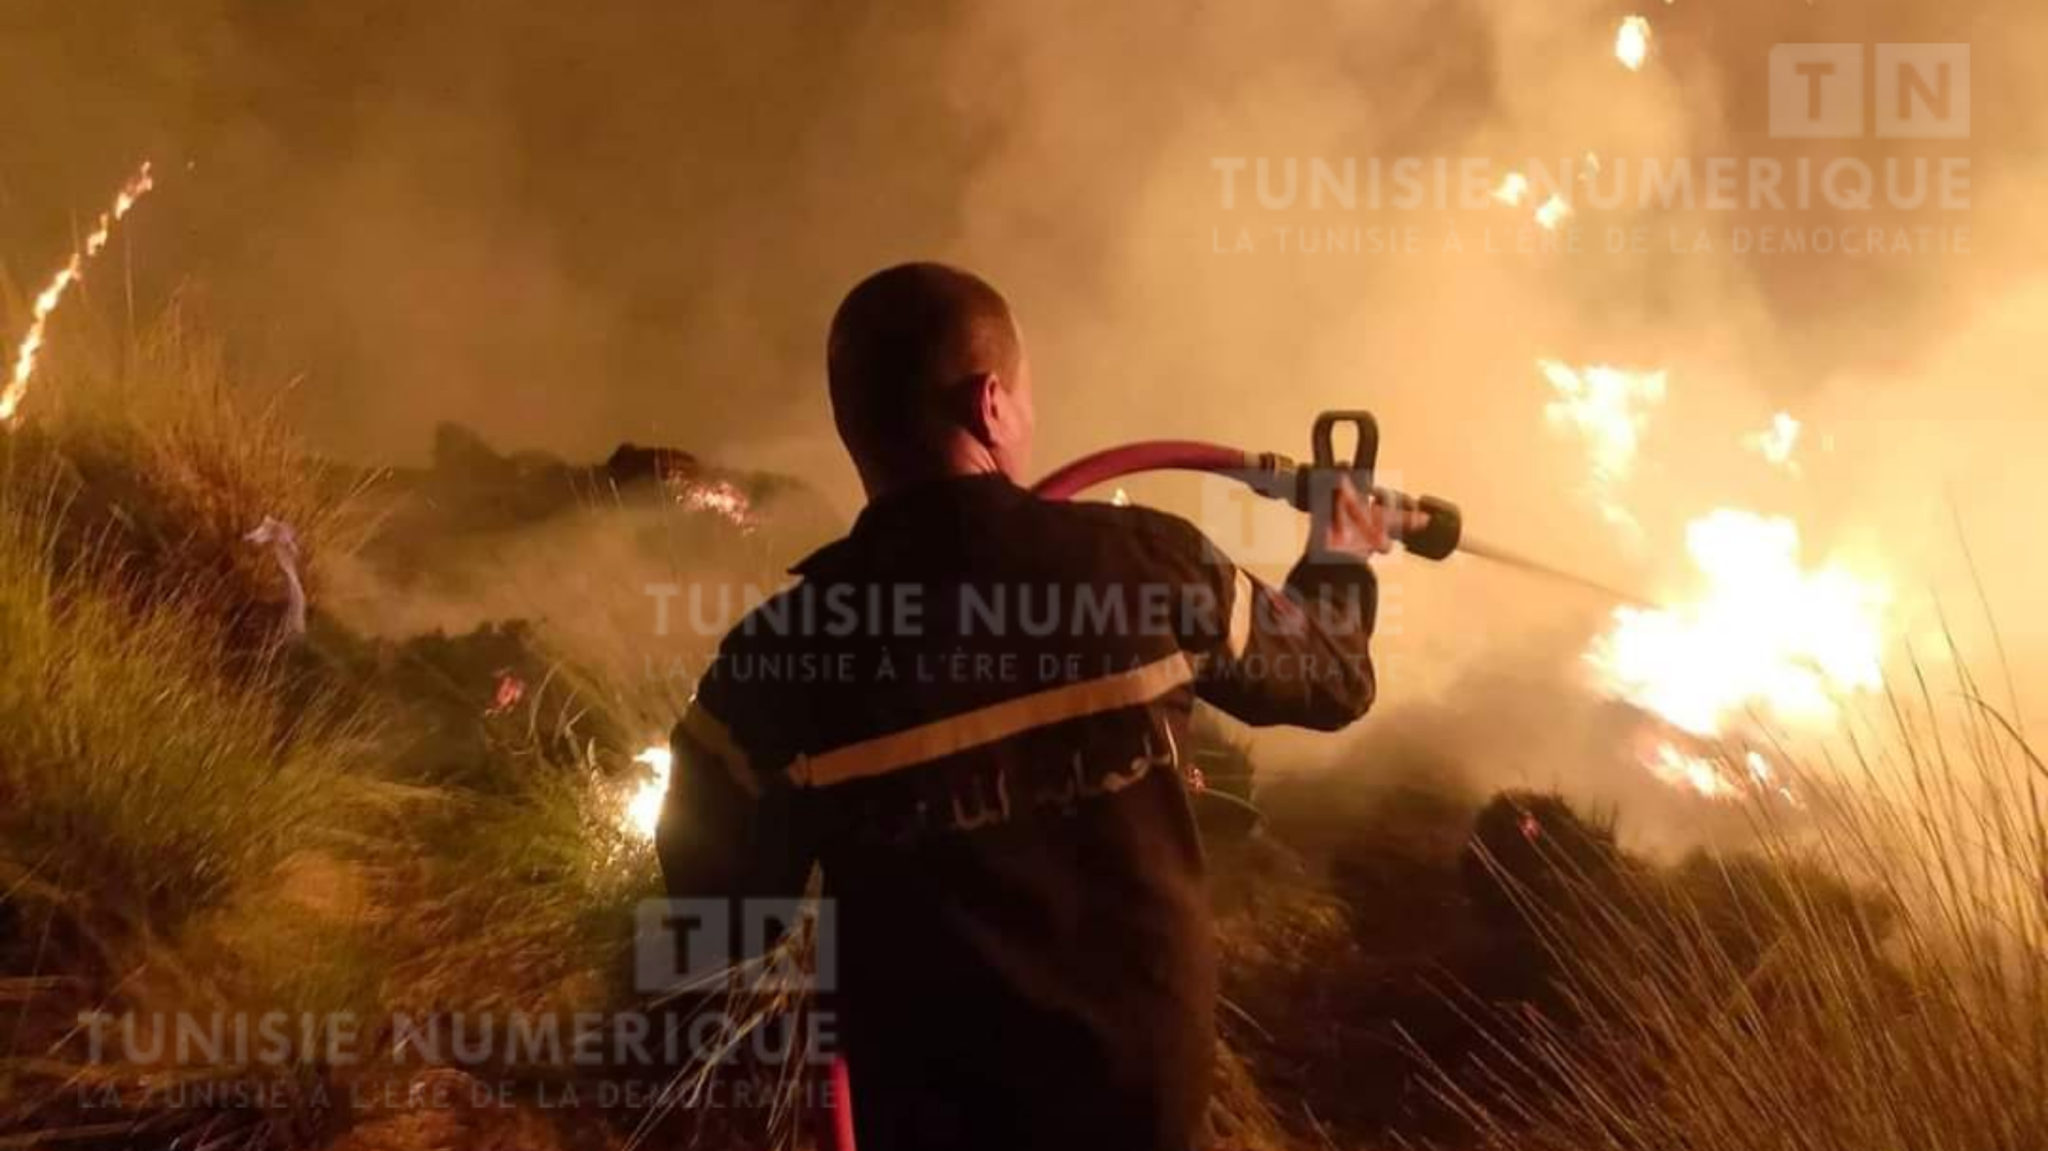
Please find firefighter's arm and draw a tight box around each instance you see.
[1190,481,1394,731]
[656,664,815,939]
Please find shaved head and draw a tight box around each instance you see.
[827,262,1031,492]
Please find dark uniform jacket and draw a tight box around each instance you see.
[658,473,1379,1151]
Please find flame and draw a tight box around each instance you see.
[1746,412,1804,472]
[1539,359,1667,528]
[666,474,757,531]
[1649,742,1740,801]
[1591,510,1889,742]
[625,745,674,840]
[1615,16,1652,71]
[1642,740,1803,806]
[1534,193,1574,231]
[2,161,157,426]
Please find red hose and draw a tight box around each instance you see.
[1031,441,1254,501]
[829,1056,857,1151]
[1034,438,1466,561]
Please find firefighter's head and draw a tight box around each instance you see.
[827,262,1035,498]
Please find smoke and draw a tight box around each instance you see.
[6,0,2046,825]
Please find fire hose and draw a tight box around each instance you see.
[1031,411,1655,606]
[1029,411,1464,561]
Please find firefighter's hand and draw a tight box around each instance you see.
[1323,479,1419,559]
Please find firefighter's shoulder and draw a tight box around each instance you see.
[1033,496,1228,576]
[710,579,829,657]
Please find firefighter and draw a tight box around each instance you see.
[658,262,1399,1151]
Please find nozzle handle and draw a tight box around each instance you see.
[1301,412,1461,561]
[1311,411,1381,474]
[1302,413,1381,562]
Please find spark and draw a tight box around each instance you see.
[2,161,157,426]
[1615,16,1653,72]
[1493,172,1531,207]
[625,745,674,840]
[1534,193,1574,231]
[1539,359,1667,529]
[1590,510,1889,740]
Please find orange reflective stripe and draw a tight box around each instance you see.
[787,652,1195,788]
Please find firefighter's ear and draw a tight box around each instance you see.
[960,371,1002,448]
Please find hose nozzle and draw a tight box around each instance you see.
[1029,412,1464,561]
[1383,491,1463,561]
[1288,411,1464,562]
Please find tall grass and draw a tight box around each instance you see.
[385,723,658,1022]
[0,506,379,932]
[1435,660,2048,1151]
[0,368,413,1144]
[26,306,370,646]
